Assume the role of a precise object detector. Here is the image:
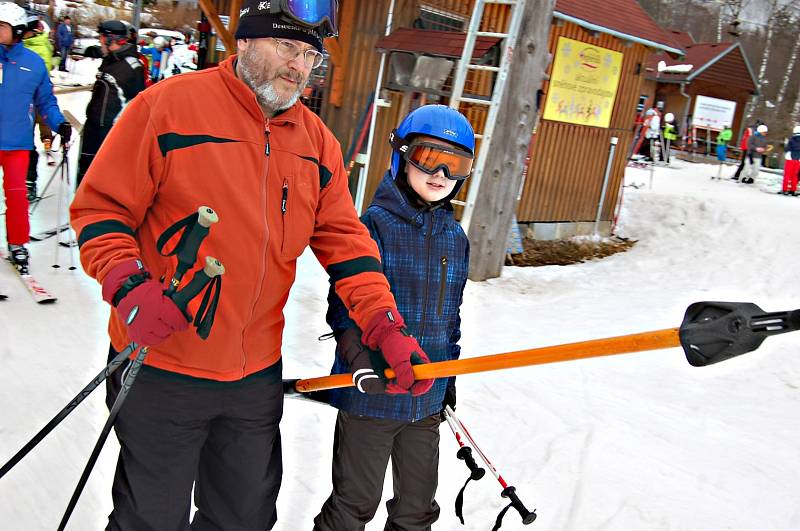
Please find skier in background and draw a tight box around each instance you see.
[314,104,472,531]
[55,14,73,72]
[732,119,764,181]
[662,112,678,163]
[716,123,733,162]
[22,11,56,200]
[76,20,145,187]
[0,1,70,273]
[741,124,769,184]
[782,125,800,196]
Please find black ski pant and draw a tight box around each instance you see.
[733,151,752,178]
[77,123,112,188]
[105,349,284,531]
[313,410,441,531]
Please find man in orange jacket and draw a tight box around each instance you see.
[70,1,433,528]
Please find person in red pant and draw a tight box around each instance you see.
[0,2,70,274]
[782,126,800,196]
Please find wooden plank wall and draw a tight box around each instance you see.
[517,21,651,223]
[322,0,417,151]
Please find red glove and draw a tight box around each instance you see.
[361,309,434,396]
[102,260,189,346]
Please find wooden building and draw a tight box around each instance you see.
[199,0,684,237]
[643,32,758,150]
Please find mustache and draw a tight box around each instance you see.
[274,69,305,84]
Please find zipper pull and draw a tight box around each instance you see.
[265,131,270,156]
[281,182,288,214]
[441,256,448,266]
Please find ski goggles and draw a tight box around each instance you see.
[393,137,473,182]
[271,0,338,38]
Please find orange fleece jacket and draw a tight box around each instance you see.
[70,56,395,381]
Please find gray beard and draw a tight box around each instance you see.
[239,52,304,114]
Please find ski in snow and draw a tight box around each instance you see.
[1,251,57,304]
[30,223,70,242]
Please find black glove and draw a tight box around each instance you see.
[443,380,456,411]
[57,122,72,145]
[338,327,389,395]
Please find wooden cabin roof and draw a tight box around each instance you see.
[645,42,758,93]
[375,27,501,59]
[554,0,683,54]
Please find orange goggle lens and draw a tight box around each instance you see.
[406,143,473,180]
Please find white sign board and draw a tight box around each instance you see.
[692,95,736,130]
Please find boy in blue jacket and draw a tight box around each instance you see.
[314,105,474,531]
[0,2,70,273]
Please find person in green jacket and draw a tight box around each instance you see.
[22,13,55,199]
[716,124,733,162]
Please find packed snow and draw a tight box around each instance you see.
[1,88,799,530]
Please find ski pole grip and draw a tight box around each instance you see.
[167,206,219,296]
[457,446,485,480]
[501,486,536,525]
[170,257,225,311]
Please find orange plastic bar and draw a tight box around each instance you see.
[294,328,681,393]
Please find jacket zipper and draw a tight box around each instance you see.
[242,126,271,377]
[412,212,435,420]
[437,256,448,315]
[280,180,288,253]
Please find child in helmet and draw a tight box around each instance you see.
[314,104,475,531]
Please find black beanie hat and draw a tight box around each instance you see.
[235,1,324,53]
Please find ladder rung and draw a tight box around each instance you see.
[477,31,509,38]
[485,0,518,4]
[458,96,492,105]
[467,64,500,72]
[450,199,466,206]
[473,133,484,139]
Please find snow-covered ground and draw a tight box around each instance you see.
[1,91,799,530]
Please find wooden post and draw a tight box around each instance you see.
[198,0,236,54]
[466,0,555,281]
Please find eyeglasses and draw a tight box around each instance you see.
[272,38,324,69]
[404,141,474,181]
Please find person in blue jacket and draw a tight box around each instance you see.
[314,105,474,531]
[55,14,73,72]
[0,2,70,273]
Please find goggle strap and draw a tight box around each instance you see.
[389,129,410,153]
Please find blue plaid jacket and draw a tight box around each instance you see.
[327,172,469,421]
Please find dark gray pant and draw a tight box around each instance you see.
[314,411,441,531]
[105,360,284,531]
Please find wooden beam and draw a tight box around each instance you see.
[198,0,236,54]
[466,0,556,281]
[327,0,357,107]
[228,0,242,40]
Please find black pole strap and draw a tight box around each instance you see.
[492,502,514,531]
[455,475,473,525]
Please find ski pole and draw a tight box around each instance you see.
[58,256,225,531]
[52,141,76,270]
[0,207,218,481]
[442,409,485,525]
[445,406,536,529]
[292,302,800,393]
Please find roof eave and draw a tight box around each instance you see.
[553,11,684,56]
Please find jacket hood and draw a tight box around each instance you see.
[371,171,432,226]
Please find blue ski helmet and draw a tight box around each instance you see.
[390,105,475,180]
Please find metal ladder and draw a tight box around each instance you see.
[449,0,526,234]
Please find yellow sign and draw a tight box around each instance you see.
[543,37,623,128]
